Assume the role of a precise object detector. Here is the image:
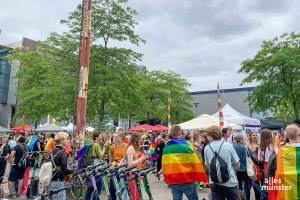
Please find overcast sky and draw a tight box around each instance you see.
[1,0,299,92]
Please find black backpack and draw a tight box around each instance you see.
[208,142,230,184]
[18,144,31,170]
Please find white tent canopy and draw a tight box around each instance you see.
[60,123,75,132]
[179,114,242,130]
[212,104,261,130]
[35,123,63,132]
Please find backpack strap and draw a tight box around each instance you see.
[217,142,224,154]
[50,150,64,175]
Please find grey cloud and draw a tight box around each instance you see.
[1,0,299,91]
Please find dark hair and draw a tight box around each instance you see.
[50,133,55,139]
[162,134,167,140]
[93,131,101,140]
[185,134,191,141]
[18,136,26,144]
[222,128,229,137]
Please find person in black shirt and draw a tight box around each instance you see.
[155,134,167,180]
[7,136,28,198]
[46,132,73,200]
[0,134,11,184]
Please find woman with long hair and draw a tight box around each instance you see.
[125,132,147,200]
[247,131,259,160]
[258,129,277,200]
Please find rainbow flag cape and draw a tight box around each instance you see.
[44,138,55,153]
[149,142,159,161]
[275,145,300,200]
[77,141,93,170]
[162,138,208,184]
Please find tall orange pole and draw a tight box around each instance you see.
[76,0,92,145]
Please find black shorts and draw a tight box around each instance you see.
[8,166,25,182]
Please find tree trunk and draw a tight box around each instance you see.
[99,97,105,124]
[291,94,299,120]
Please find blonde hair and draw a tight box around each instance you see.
[54,132,69,142]
[285,125,300,140]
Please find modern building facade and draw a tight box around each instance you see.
[0,38,36,128]
[190,87,255,117]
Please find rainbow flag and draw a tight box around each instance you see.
[77,141,93,169]
[149,142,159,161]
[275,145,300,200]
[217,82,224,127]
[162,138,208,184]
[44,138,55,153]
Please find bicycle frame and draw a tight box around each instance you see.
[140,168,155,200]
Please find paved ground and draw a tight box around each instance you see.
[1,167,256,200]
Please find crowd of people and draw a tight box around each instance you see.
[0,121,300,200]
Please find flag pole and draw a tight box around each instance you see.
[217,82,224,127]
[168,91,172,133]
[76,0,92,147]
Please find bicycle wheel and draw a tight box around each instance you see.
[69,174,85,200]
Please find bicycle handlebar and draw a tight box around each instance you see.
[41,184,73,198]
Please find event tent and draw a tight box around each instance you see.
[179,114,242,130]
[261,118,287,130]
[0,126,13,133]
[129,124,161,131]
[154,124,168,131]
[35,123,63,132]
[212,104,261,130]
[60,123,75,132]
[11,125,32,132]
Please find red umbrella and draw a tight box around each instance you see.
[11,125,32,132]
[154,124,168,131]
[129,124,160,131]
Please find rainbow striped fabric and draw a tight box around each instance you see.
[275,145,300,200]
[149,142,159,160]
[44,138,55,153]
[77,141,93,169]
[162,138,208,184]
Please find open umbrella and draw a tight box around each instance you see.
[129,124,160,131]
[11,125,32,132]
[154,124,168,131]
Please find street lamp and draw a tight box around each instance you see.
[193,102,199,117]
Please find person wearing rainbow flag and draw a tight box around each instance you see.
[275,124,300,200]
[162,125,208,200]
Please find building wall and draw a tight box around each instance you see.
[190,87,253,117]
[0,38,36,128]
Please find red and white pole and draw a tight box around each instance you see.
[76,0,92,146]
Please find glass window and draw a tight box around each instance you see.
[0,46,11,103]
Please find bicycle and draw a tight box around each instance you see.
[111,165,137,200]
[128,165,155,200]
[94,163,113,200]
[34,183,74,200]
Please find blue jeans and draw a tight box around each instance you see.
[170,182,199,200]
[85,183,102,200]
[46,181,66,200]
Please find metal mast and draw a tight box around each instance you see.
[76,0,92,145]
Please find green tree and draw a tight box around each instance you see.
[62,0,145,123]
[7,0,194,126]
[131,70,194,124]
[239,33,300,121]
